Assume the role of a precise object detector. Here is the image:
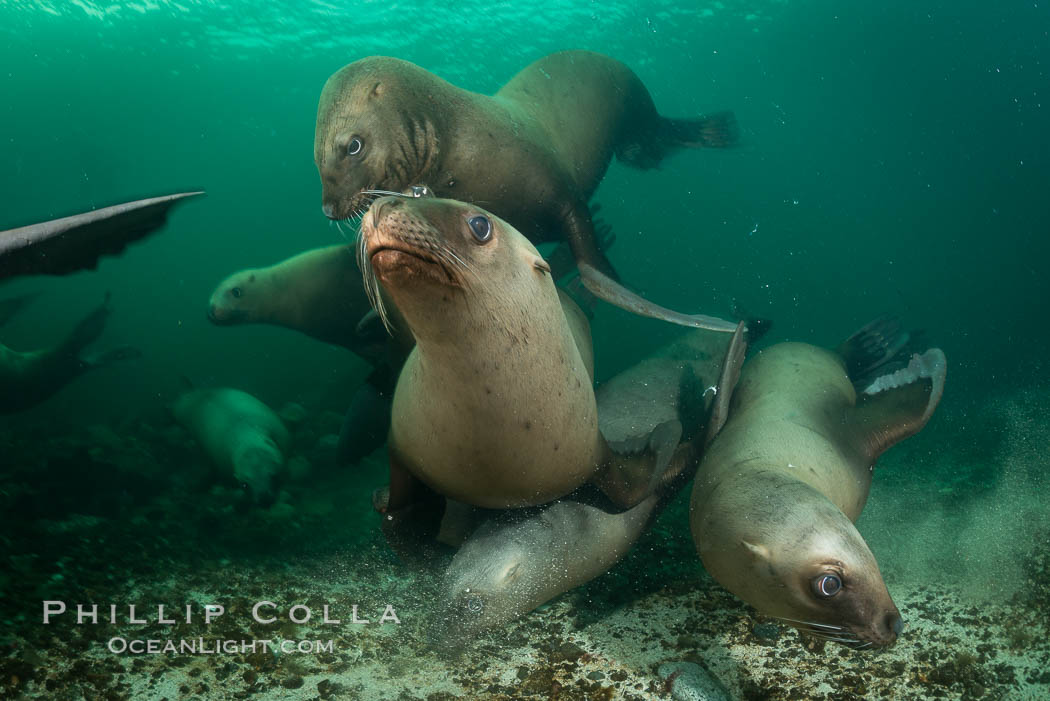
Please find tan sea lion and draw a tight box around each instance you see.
[207,243,408,358]
[690,319,947,649]
[432,324,748,643]
[172,387,290,506]
[358,195,689,555]
[315,50,739,332]
[0,293,139,413]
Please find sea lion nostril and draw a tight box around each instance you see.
[890,614,904,636]
[322,202,336,218]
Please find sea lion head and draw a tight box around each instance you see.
[700,477,902,649]
[232,437,284,507]
[315,57,446,221]
[358,194,553,340]
[428,518,544,647]
[207,269,260,325]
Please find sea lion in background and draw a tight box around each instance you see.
[0,192,203,280]
[315,50,739,332]
[359,196,691,558]
[172,387,290,507]
[0,293,140,414]
[690,319,947,649]
[432,324,748,643]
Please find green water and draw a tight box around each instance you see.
[1,0,1048,698]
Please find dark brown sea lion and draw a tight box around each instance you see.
[315,51,738,331]
[358,195,695,555]
[0,293,139,413]
[690,319,947,649]
[0,192,203,280]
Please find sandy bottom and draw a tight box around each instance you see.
[1,388,1048,700]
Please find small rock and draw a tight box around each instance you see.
[751,622,781,641]
[657,661,730,701]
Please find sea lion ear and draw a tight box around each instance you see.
[370,81,384,98]
[499,562,522,585]
[531,257,552,276]
[741,540,771,562]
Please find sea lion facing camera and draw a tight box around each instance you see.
[172,387,290,506]
[690,319,947,649]
[358,195,690,555]
[315,51,739,332]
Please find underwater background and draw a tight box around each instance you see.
[1,0,1049,699]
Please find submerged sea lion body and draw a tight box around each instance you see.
[0,294,138,413]
[433,325,748,642]
[358,195,692,562]
[172,387,290,506]
[690,323,947,649]
[208,244,410,359]
[316,51,738,331]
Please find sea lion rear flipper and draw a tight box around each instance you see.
[837,316,910,387]
[377,455,447,565]
[852,348,947,460]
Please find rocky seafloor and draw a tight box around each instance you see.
[1,387,1048,700]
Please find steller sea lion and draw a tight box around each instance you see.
[690,319,947,649]
[207,243,411,360]
[358,195,696,557]
[0,293,140,413]
[431,324,748,643]
[172,387,290,507]
[315,51,738,332]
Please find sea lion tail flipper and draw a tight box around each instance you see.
[853,348,947,460]
[81,344,142,369]
[663,110,739,149]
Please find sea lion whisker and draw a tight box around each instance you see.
[361,189,410,198]
[773,617,845,631]
[805,633,863,644]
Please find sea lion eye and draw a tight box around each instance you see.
[465,596,484,614]
[347,137,363,156]
[231,287,243,299]
[812,573,842,598]
[468,215,492,243]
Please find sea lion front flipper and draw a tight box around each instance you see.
[852,348,947,461]
[702,321,749,449]
[336,367,395,466]
[0,192,204,280]
[57,292,112,357]
[376,455,447,565]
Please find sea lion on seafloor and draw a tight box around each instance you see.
[690,319,947,649]
[431,325,748,643]
[0,293,140,413]
[315,50,739,331]
[358,195,694,556]
[172,387,290,506]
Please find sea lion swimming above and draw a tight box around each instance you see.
[358,194,698,556]
[315,50,739,331]
[690,318,947,649]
